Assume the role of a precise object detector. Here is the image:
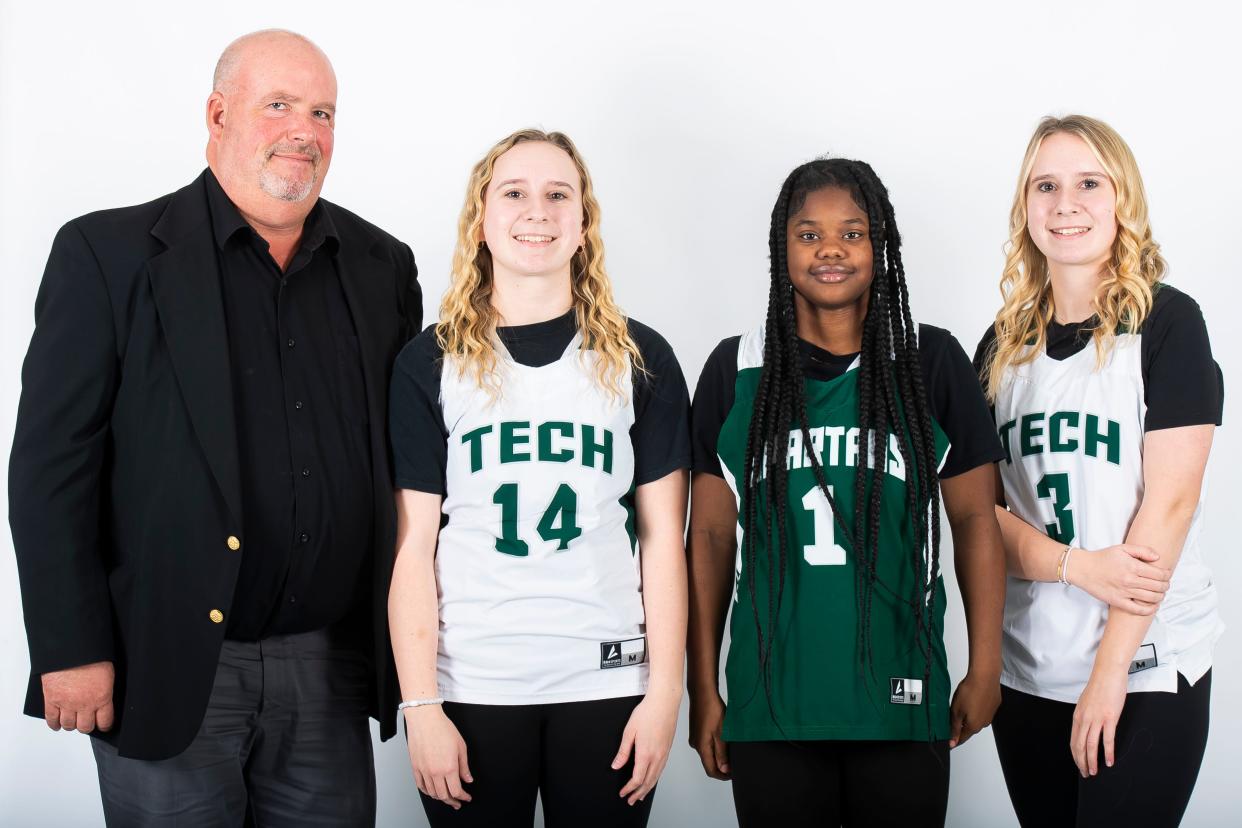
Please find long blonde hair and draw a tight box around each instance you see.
[435,129,643,401]
[983,115,1167,400]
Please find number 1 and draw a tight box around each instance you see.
[801,486,847,566]
[492,483,530,557]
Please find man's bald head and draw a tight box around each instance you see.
[212,29,332,96]
[205,29,338,227]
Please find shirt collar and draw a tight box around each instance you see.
[204,168,339,255]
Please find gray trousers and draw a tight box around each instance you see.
[92,627,376,827]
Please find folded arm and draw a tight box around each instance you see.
[1072,424,1214,775]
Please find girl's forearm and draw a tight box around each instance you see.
[1092,425,1212,679]
[388,491,445,702]
[635,471,690,698]
[640,531,688,697]
[941,467,1005,677]
[1094,500,1199,676]
[995,505,1067,582]
[388,550,442,700]
[686,525,735,697]
[952,512,1006,677]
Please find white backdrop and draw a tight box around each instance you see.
[1,1,1238,825]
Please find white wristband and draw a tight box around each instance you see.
[398,697,444,711]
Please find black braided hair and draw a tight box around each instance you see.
[740,158,943,732]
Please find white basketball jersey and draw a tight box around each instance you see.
[434,335,648,704]
[994,333,1222,702]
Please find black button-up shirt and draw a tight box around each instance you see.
[205,171,373,641]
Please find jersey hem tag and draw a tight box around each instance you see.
[890,677,923,705]
[1128,643,1158,674]
[600,637,646,669]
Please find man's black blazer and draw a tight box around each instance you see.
[9,170,420,760]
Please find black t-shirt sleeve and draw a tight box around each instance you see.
[690,337,741,478]
[629,320,692,486]
[920,325,1005,478]
[389,326,449,495]
[1142,286,1224,431]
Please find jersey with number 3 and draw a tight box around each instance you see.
[993,316,1222,702]
[434,335,647,705]
[717,326,952,742]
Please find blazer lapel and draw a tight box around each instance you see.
[147,176,243,527]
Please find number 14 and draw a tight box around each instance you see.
[492,482,583,556]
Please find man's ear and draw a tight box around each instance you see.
[206,92,226,138]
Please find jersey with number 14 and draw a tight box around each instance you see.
[717,327,952,742]
[431,334,656,705]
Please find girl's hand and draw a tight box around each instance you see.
[948,670,1001,748]
[1069,545,1170,614]
[405,706,473,810]
[688,691,730,779]
[1071,669,1129,777]
[613,690,682,805]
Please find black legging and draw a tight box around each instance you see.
[729,739,950,827]
[992,671,1211,827]
[420,695,652,828]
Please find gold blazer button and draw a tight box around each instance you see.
[209,609,224,624]
[227,536,241,551]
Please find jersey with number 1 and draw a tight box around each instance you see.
[434,334,648,705]
[716,326,952,742]
[990,291,1223,702]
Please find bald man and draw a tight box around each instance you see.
[10,30,420,825]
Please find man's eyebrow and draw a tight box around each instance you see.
[266,91,336,113]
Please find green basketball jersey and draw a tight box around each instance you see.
[717,327,951,742]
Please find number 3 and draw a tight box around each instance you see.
[1035,472,1076,544]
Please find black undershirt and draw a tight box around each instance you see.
[206,170,373,641]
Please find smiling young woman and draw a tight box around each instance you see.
[386,129,690,828]
[686,157,1007,827]
[976,115,1224,827]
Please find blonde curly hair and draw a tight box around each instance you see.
[435,128,643,402]
[982,115,1167,401]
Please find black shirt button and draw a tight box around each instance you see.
[287,338,296,348]
[289,594,298,605]
[301,468,311,478]
[299,532,310,544]
[294,400,304,410]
